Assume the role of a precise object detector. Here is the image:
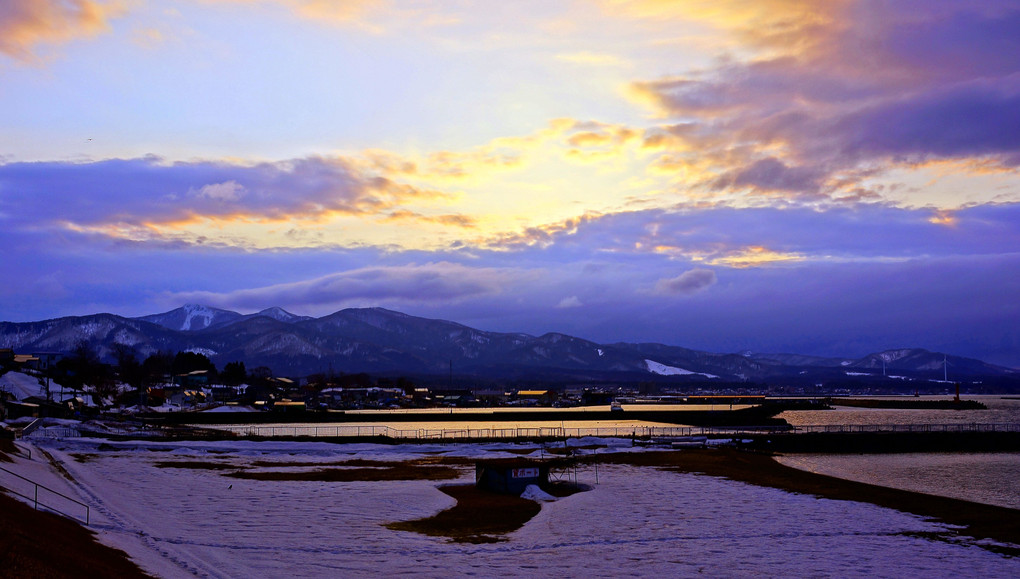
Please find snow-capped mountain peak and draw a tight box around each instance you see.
[135,304,242,332]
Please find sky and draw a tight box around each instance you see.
[1,0,1019,367]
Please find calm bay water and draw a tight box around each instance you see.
[777,396,1020,509]
[778,395,1020,427]
[776,451,1020,509]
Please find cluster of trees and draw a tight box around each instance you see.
[45,341,257,405]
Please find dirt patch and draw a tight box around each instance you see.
[0,493,151,578]
[249,458,429,468]
[71,453,99,464]
[226,464,464,482]
[386,484,542,543]
[154,460,243,471]
[412,455,476,466]
[37,448,76,483]
[387,479,591,543]
[0,438,15,462]
[542,444,607,455]
[493,447,540,455]
[595,448,1020,556]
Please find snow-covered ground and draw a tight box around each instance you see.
[0,371,45,400]
[5,437,1019,578]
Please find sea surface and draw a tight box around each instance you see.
[775,395,1020,510]
[775,451,1020,509]
[778,394,1020,427]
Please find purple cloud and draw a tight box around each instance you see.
[632,1,1020,199]
[165,262,528,312]
[0,156,438,234]
[654,269,717,295]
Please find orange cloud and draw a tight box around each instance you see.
[204,0,457,33]
[0,0,124,61]
[928,210,957,227]
[706,245,805,268]
[381,210,477,229]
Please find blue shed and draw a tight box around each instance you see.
[475,458,551,495]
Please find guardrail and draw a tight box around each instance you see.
[10,442,31,459]
[27,427,82,439]
[21,418,44,437]
[0,465,90,525]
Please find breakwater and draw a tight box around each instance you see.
[830,398,986,410]
[744,428,1020,453]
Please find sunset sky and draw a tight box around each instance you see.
[2,0,1018,367]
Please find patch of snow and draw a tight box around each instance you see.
[645,359,718,379]
[520,484,557,502]
[0,371,44,400]
[182,304,215,331]
[845,372,871,376]
[202,405,259,413]
[597,349,604,357]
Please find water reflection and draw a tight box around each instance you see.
[779,395,1020,427]
[776,452,1020,510]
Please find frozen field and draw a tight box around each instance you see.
[8,437,1020,578]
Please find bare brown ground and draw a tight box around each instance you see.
[153,460,240,470]
[596,448,1020,556]
[0,438,14,462]
[225,463,464,482]
[0,493,151,579]
[246,456,478,468]
[386,480,590,543]
[386,484,543,543]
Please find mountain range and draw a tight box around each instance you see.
[1,304,1016,388]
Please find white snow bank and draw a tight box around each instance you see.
[202,404,259,413]
[0,371,44,400]
[520,484,557,502]
[645,359,719,378]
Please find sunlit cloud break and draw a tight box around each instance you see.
[1,0,1019,367]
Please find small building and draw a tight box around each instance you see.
[515,390,556,405]
[29,352,63,372]
[272,400,306,413]
[475,458,551,495]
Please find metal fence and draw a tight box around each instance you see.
[215,422,1020,441]
[27,427,83,439]
[22,421,1020,442]
[0,465,90,525]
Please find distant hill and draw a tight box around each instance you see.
[1,306,1016,389]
